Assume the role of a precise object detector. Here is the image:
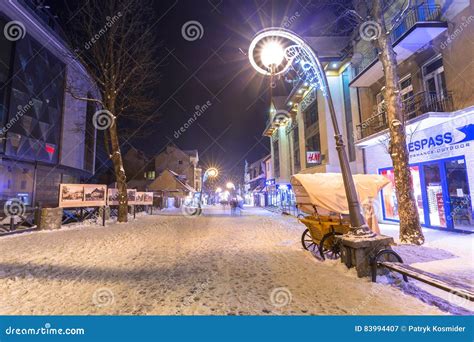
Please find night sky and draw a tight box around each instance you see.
[50,0,343,181]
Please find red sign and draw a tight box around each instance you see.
[306,151,321,164]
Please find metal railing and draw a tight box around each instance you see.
[353,4,443,78]
[356,91,453,140]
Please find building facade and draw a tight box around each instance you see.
[264,38,365,212]
[244,154,270,206]
[351,0,474,232]
[0,0,97,207]
[154,145,201,192]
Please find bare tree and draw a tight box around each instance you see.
[63,0,159,222]
[345,0,424,244]
[370,1,424,245]
[320,0,425,244]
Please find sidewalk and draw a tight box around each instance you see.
[379,223,474,313]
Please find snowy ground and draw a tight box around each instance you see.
[0,206,470,315]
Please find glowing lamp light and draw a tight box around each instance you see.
[215,187,222,193]
[206,168,219,178]
[260,41,284,68]
[226,182,235,190]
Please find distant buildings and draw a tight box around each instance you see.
[123,144,202,208]
[244,155,270,206]
[0,0,97,207]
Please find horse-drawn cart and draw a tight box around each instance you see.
[291,173,389,260]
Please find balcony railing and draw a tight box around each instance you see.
[353,4,443,78]
[356,91,454,140]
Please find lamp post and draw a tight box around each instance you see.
[248,28,373,237]
[199,167,219,205]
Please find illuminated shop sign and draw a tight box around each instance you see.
[306,151,321,164]
[408,124,474,152]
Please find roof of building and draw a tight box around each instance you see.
[183,149,199,158]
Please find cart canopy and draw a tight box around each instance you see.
[291,173,389,215]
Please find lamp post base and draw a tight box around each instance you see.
[337,234,394,277]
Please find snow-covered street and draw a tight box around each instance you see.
[0,207,469,315]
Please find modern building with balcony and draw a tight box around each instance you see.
[0,0,98,207]
[351,1,474,232]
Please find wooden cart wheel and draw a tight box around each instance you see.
[319,232,343,260]
[301,229,318,253]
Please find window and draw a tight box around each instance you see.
[84,93,96,172]
[178,160,183,165]
[342,68,356,162]
[273,139,280,178]
[306,133,321,168]
[5,32,65,164]
[0,18,14,154]
[292,126,300,173]
[145,171,155,180]
[423,56,447,100]
[303,100,318,127]
[400,75,415,117]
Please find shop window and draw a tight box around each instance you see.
[0,161,34,203]
[423,163,446,227]
[379,167,425,224]
[445,159,473,230]
[305,133,321,168]
[303,100,318,127]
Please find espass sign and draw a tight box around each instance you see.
[306,151,321,164]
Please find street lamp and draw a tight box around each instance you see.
[249,28,373,237]
[198,167,219,208]
[260,41,285,68]
[215,187,222,193]
[226,182,235,190]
